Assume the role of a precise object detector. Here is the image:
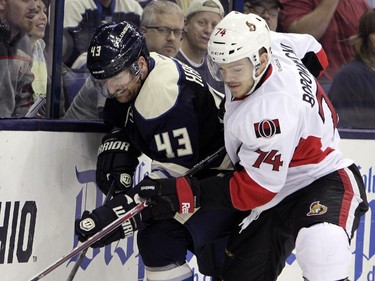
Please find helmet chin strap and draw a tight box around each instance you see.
[246,54,270,96]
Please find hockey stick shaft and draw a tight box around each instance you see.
[66,180,116,281]
[28,145,225,281]
[29,201,148,281]
[185,146,226,177]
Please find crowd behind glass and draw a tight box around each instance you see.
[0,0,374,129]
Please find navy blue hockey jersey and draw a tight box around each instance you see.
[103,52,224,178]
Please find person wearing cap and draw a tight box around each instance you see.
[243,0,282,31]
[176,0,225,98]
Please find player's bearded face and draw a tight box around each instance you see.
[219,58,254,98]
[101,69,141,103]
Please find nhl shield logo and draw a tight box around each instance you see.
[307,201,328,216]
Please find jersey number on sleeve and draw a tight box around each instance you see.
[253,149,283,171]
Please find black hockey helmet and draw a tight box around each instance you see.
[87,21,149,80]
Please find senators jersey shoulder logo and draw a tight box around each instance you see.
[254,119,281,138]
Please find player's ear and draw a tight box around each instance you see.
[137,56,148,80]
[259,51,269,65]
[255,52,269,76]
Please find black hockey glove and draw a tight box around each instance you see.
[96,129,140,195]
[74,194,143,248]
[132,176,201,221]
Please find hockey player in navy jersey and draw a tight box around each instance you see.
[74,21,245,280]
[127,12,369,281]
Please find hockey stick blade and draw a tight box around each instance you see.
[28,201,148,281]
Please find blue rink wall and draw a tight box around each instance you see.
[0,120,374,281]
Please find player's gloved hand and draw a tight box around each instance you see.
[74,194,143,248]
[132,176,201,221]
[96,129,140,195]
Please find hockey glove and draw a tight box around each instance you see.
[74,194,143,248]
[96,129,140,195]
[133,176,201,221]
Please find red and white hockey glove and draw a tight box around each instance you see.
[133,177,201,221]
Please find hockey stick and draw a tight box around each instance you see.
[28,146,226,281]
[67,145,226,280]
[29,201,148,281]
[66,178,116,281]
[184,146,226,177]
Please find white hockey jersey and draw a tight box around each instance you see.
[224,32,352,219]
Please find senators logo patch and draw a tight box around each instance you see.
[246,21,256,31]
[254,119,281,138]
[307,201,328,216]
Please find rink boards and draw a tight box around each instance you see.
[0,124,374,281]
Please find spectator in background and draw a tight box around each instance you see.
[0,0,38,118]
[63,0,142,68]
[64,1,185,120]
[140,0,185,58]
[242,0,282,31]
[30,0,49,102]
[329,8,375,129]
[278,0,369,83]
[176,0,225,97]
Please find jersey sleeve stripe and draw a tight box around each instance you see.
[229,170,277,211]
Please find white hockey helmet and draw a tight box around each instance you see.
[207,11,272,92]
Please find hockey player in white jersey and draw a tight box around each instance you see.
[134,12,369,281]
